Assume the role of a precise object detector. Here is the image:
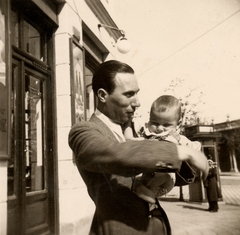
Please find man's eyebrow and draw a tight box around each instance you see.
[123,89,140,94]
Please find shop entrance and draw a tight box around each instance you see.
[7,4,57,233]
[7,52,54,235]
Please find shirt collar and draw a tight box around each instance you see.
[95,109,125,142]
[143,126,180,143]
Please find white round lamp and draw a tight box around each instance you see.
[117,37,131,54]
[98,24,131,54]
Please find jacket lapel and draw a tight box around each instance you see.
[90,114,118,142]
[90,114,132,188]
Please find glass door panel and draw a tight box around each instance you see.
[7,61,18,197]
[25,73,44,192]
[24,69,49,235]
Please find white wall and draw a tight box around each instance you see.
[55,1,121,234]
[55,2,94,234]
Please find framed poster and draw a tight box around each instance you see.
[70,38,85,125]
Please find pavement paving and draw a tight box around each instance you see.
[160,200,240,235]
[158,174,240,235]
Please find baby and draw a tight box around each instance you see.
[124,95,201,204]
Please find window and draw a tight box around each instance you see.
[23,20,41,60]
[10,9,46,61]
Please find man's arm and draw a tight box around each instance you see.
[69,122,181,176]
[69,122,209,178]
[177,145,209,180]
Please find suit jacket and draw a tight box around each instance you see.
[68,114,181,235]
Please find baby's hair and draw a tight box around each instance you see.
[150,95,182,121]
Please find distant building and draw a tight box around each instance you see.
[184,119,240,174]
[183,120,240,202]
[214,119,240,173]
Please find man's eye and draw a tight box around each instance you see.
[125,92,134,97]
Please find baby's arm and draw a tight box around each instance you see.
[123,120,144,141]
[123,125,135,140]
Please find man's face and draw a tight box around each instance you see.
[105,73,140,124]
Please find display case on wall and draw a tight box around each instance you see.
[69,37,86,125]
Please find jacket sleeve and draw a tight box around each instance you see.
[68,121,181,177]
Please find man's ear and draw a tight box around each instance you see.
[97,88,108,102]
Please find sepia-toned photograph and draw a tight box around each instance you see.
[1,1,239,235]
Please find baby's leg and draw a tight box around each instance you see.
[160,174,175,195]
[132,176,155,204]
[147,173,175,197]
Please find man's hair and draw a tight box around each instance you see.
[150,95,182,121]
[92,60,134,95]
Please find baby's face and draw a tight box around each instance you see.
[148,109,179,134]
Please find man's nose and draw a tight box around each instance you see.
[132,95,140,107]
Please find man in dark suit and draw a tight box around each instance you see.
[68,60,209,235]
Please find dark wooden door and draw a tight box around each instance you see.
[7,55,53,235]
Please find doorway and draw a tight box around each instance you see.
[7,4,57,233]
[7,50,56,234]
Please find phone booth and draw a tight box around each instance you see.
[184,125,222,203]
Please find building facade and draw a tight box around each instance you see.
[214,119,240,173]
[0,0,125,234]
[184,121,240,175]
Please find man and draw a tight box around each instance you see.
[68,60,209,235]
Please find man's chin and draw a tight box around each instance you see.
[120,118,130,125]
[127,112,134,119]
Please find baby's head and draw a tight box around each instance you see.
[148,95,182,134]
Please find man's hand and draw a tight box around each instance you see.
[177,145,209,180]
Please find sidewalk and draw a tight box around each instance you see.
[160,200,240,235]
[159,174,240,234]
[162,174,240,206]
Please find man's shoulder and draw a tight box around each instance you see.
[70,116,113,136]
[71,117,103,130]
[72,120,96,128]
[71,114,102,126]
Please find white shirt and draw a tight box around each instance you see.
[95,109,126,142]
